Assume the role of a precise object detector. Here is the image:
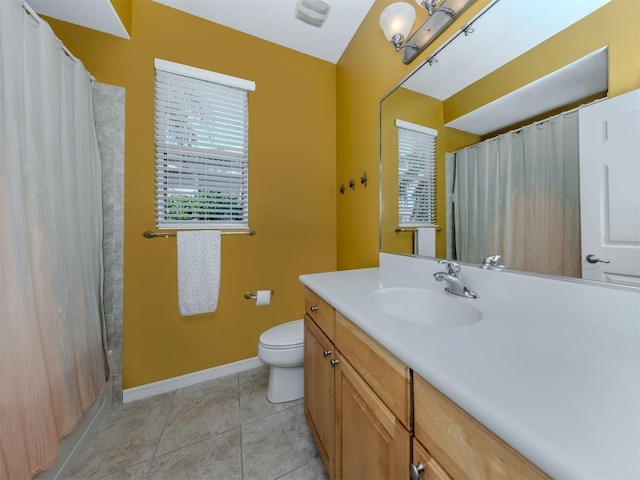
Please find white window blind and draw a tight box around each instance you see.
[154,59,255,229]
[395,119,437,226]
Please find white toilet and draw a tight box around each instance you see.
[258,319,304,403]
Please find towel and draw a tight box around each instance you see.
[177,230,221,316]
[414,228,436,257]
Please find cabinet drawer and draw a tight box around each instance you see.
[414,374,549,479]
[335,311,412,429]
[304,288,335,338]
[412,438,452,480]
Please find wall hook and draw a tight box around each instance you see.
[339,184,345,194]
[349,179,355,190]
[360,172,367,187]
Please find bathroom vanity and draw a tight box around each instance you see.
[304,288,412,479]
[300,253,640,479]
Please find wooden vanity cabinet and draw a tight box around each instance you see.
[304,315,336,478]
[304,288,412,480]
[412,438,452,480]
[334,312,412,429]
[304,286,552,480]
[304,288,335,338]
[335,351,411,479]
[413,374,549,479]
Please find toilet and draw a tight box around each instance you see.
[258,319,304,403]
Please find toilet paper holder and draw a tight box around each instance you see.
[244,290,274,300]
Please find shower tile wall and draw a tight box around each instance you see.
[93,82,125,403]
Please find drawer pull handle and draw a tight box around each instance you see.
[310,305,319,312]
[330,359,340,367]
[323,349,332,357]
[409,462,425,480]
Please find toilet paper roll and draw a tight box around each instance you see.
[255,290,271,307]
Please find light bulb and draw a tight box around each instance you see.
[379,2,416,46]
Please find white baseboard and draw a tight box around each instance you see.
[123,356,265,403]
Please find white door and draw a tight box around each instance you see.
[579,89,640,286]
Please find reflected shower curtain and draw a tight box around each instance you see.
[453,111,581,277]
[0,1,107,477]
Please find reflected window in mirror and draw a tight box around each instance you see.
[396,119,437,228]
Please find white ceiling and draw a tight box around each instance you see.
[398,0,611,135]
[26,0,375,64]
[27,0,130,39]
[154,0,375,63]
[445,48,609,135]
[401,0,611,100]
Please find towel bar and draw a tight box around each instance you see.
[395,226,442,232]
[143,229,256,238]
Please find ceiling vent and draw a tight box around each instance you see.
[294,0,331,28]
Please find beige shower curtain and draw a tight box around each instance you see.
[0,1,107,477]
[453,111,581,277]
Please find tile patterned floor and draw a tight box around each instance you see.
[65,366,328,480]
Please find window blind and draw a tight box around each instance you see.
[154,59,255,229]
[396,119,437,226]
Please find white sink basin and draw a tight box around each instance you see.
[368,287,482,327]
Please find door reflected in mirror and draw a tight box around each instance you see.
[379,0,640,287]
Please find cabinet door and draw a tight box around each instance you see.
[304,316,335,477]
[335,352,411,480]
[411,438,452,480]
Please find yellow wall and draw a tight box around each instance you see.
[46,0,337,388]
[335,0,640,270]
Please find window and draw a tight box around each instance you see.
[395,119,437,226]
[154,59,255,229]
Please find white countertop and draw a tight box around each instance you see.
[299,253,640,479]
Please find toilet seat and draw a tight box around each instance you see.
[259,319,303,350]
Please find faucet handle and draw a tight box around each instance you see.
[480,254,505,271]
[482,254,501,265]
[438,259,461,274]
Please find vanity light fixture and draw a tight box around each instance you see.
[379,0,477,64]
[419,0,454,16]
[379,2,417,51]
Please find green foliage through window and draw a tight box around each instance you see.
[165,189,244,222]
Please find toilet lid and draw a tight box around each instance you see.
[259,319,304,349]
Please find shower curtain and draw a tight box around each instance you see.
[0,1,107,478]
[453,111,581,277]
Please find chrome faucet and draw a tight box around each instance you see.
[433,260,478,299]
[480,254,505,272]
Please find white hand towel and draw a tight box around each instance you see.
[414,228,436,257]
[177,230,221,316]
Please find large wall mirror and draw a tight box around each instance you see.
[380,0,640,288]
